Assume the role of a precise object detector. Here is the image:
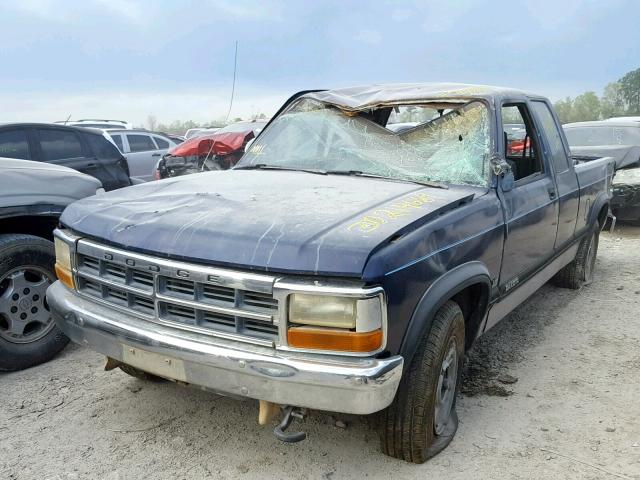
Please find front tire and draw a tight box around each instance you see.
[380,300,465,463]
[0,234,69,371]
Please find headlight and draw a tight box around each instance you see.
[289,294,357,329]
[54,237,71,271]
[287,292,384,353]
[54,235,75,289]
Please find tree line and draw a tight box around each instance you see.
[554,68,640,124]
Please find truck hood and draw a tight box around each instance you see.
[61,170,475,276]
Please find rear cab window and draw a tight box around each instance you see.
[0,129,31,160]
[37,129,84,161]
[531,101,569,173]
[127,134,157,152]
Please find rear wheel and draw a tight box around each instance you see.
[0,234,69,371]
[380,300,465,463]
[552,222,600,289]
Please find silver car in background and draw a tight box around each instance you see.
[107,130,178,182]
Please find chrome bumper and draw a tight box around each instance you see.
[47,281,403,414]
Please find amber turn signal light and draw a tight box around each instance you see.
[55,263,75,290]
[287,327,383,353]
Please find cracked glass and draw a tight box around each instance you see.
[239,98,491,186]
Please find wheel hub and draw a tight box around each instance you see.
[434,337,458,436]
[0,266,54,343]
[18,297,33,310]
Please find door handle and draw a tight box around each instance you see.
[548,189,557,200]
[152,153,161,157]
[86,162,97,169]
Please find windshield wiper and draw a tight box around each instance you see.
[325,170,448,189]
[234,164,327,175]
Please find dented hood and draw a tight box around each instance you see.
[61,170,474,276]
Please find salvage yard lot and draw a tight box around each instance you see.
[2,226,639,480]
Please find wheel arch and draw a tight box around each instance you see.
[399,261,491,366]
[0,215,60,241]
[589,192,610,229]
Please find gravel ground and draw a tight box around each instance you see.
[1,225,639,480]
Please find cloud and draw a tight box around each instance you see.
[391,8,413,22]
[94,0,144,23]
[1,0,146,24]
[209,0,284,21]
[2,0,75,21]
[354,29,382,45]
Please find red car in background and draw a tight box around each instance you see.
[154,121,266,179]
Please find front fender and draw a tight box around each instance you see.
[399,261,491,367]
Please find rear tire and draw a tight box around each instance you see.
[380,300,465,463]
[0,234,69,371]
[552,222,600,289]
[118,364,167,382]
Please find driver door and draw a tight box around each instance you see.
[498,102,559,291]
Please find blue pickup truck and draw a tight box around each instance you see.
[47,83,614,463]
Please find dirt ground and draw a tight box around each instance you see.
[1,225,639,480]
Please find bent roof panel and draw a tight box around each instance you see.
[301,83,536,111]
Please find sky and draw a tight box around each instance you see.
[1,0,639,126]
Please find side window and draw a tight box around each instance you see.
[501,104,543,182]
[38,129,83,161]
[0,129,31,160]
[127,134,157,152]
[154,136,170,149]
[531,101,568,172]
[110,134,124,152]
[83,133,122,160]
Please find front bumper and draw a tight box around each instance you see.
[47,281,403,414]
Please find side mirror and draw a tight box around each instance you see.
[491,156,515,192]
[500,170,515,192]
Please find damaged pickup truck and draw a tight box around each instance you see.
[47,84,614,463]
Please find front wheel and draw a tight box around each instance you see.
[0,234,69,371]
[380,300,465,463]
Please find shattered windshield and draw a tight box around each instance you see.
[238,98,491,186]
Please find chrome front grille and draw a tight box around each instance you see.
[73,240,280,345]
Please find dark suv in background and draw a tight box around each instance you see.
[0,123,131,191]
